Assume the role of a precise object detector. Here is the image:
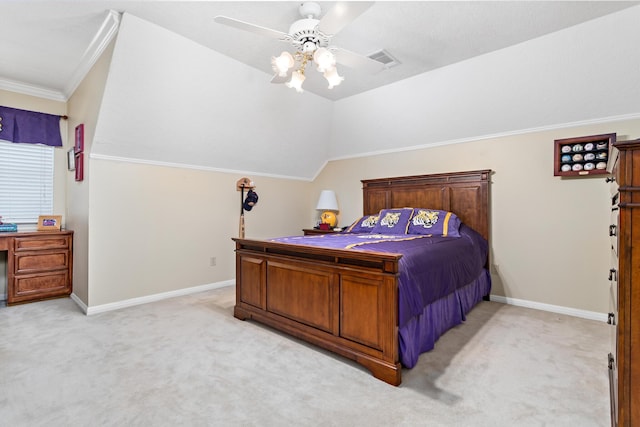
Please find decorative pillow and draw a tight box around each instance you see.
[343,214,379,233]
[370,208,413,234]
[408,208,461,237]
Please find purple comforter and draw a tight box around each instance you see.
[271,225,488,327]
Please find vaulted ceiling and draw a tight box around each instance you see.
[1,1,637,101]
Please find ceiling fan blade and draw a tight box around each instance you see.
[334,48,385,74]
[214,16,288,40]
[318,2,374,35]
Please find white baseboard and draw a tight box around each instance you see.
[490,294,607,323]
[72,280,235,316]
[69,292,87,312]
[68,285,605,322]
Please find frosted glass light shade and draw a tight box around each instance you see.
[272,51,294,77]
[316,190,339,211]
[313,47,335,72]
[323,67,344,89]
[286,70,305,93]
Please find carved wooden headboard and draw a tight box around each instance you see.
[361,169,491,242]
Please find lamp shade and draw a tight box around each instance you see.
[316,190,338,211]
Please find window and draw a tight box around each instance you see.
[0,140,54,224]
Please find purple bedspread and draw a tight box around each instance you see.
[269,224,490,367]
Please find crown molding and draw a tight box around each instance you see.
[63,10,121,99]
[0,78,66,101]
[328,112,640,162]
[0,10,120,102]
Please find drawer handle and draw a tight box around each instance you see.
[607,312,616,325]
[608,353,615,370]
[609,224,617,237]
[606,177,615,183]
[609,268,617,281]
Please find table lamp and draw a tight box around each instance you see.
[316,190,339,230]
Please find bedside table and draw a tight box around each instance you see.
[303,228,341,236]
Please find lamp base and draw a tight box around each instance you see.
[320,211,337,227]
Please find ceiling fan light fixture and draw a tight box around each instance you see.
[272,51,295,77]
[216,1,379,95]
[286,70,306,93]
[323,66,344,89]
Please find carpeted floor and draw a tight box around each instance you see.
[0,286,610,426]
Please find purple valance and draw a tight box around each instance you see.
[0,106,63,147]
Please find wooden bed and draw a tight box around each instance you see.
[232,169,491,385]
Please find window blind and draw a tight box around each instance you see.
[0,139,54,224]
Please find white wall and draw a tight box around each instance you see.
[87,160,311,306]
[93,13,333,180]
[329,5,640,160]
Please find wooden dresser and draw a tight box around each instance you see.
[607,138,640,427]
[0,230,73,305]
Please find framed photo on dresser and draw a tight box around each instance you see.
[37,215,62,231]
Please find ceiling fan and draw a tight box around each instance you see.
[214,2,385,92]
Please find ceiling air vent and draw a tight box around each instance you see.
[367,49,399,68]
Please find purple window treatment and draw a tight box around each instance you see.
[0,106,63,147]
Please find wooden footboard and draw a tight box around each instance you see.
[233,238,403,385]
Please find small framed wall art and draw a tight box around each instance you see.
[37,215,62,231]
[67,148,75,171]
[75,152,84,181]
[74,123,84,153]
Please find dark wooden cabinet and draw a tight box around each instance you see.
[607,138,640,427]
[1,230,73,305]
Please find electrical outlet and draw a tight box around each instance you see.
[210,257,216,267]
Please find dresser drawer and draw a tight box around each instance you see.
[14,235,70,252]
[12,271,70,302]
[14,250,70,274]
